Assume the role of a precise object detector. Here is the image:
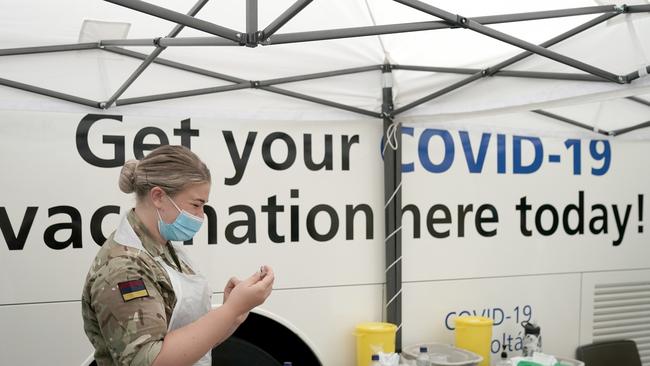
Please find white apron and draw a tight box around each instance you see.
[114,214,212,366]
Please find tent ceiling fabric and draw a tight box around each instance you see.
[0,0,649,134]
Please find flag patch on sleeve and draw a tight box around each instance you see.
[118,279,149,302]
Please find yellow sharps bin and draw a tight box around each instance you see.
[454,316,493,366]
[354,322,397,366]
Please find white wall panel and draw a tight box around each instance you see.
[580,269,650,366]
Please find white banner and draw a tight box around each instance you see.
[2,111,650,365]
[0,111,385,305]
[401,124,650,281]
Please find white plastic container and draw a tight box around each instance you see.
[402,343,483,366]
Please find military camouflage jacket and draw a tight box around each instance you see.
[81,209,194,366]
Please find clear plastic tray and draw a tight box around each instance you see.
[510,356,585,366]
[401,343,483,366]
[554,357,585,366]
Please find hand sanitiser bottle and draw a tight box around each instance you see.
[416,346,430,366]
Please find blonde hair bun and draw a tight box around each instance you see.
[118,159,139,194]
[118,146,210,198]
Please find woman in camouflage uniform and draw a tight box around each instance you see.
[82,145,274,366]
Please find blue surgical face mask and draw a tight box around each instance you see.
[157,196,203,241]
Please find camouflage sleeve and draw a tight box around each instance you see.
[90,250,168,366]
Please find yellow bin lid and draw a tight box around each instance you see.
[355,322,397,333]
[454,316,493,327]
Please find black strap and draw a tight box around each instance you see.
[166,242,184,274]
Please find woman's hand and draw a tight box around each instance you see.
[223,277,240,303]
[223,277,248,324]
[152,269,274,366]
[223,266,275,316]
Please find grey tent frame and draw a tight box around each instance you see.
[2,0,650,351]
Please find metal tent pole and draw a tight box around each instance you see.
[262,0,312,39]
[259,85,381,118]
[115,80,381,116]
[247,0,258,35]
[106,46,380,87]
[100,37,239,47]
[475,5,618,23]
[486,12,619,75]
[104,0,243,43]
[159,37,238,46]
[0,43,98,56]
[534,109,650,136]
[392,11,618,116]
[100,22,455,47]
[392,65,478,75]
[257,65,380,86]
[101,47,383,114]
[628,4,650,12]
[476,70,602,81]
[104,45,382,117]
[116,83,250,106]
[627,96,650,108]
[104,46,245,83]
[102,44,383,115]
[392,65,604,82]
[265,21,449,45]
[263,5,619,45]
[103,0,210,109]
[382,64,402,351]
[395,0,625,84]
[392,73,483,115]
[92,5,625,47]
[625,65,650,83]
[246,0,258,46]
[100,39,158,46]
[532,110,609,135]
[535,95,650,136]
[612,120,650,136]
[98,2,631,51]
[0,77,100,107]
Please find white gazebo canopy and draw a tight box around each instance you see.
[0,0,648,135]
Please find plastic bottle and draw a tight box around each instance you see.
[416,346,430,366]
[495,344,512,366]
[521,321,542,357]
[370,354,381,366]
